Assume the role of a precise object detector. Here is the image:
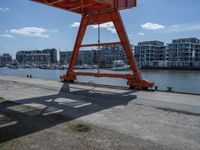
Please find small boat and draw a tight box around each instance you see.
[81,64,92,69]
[23,64,32,68]
[0,64,5,67]
[75,64,91,69]
[91,65,98,69]
[111,65,130,71]
[59,65,68,70]
[111,60,130,71]
[39,64,51,70]
[8,65,19,69]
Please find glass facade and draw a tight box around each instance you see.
[60,45,129,67]
[16,49,57,64]
[134,41,166,67]
[167,38,200,67]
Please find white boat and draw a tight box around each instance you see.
[60,65,68,70]
[111,60,130,71]
[91,65,98,69]
[24,64,32,68]
[75,64,91,69]
[82,64,92,69]
[113,60,125,66]
[0,64,5,67]
[39,64,51,70]
[8,65,19,69]
[111,65,130,71]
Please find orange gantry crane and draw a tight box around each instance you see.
[32,0,154,89]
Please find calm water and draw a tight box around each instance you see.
[0,67,200,94]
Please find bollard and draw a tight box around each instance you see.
[30,75,32,78]
[155,86,158,91]
[27,75,29,78]
[167,87,173,92]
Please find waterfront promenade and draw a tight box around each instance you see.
[0,75,200,150]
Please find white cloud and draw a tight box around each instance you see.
[0,7,10,12]
[0,34,14,38]
[10,27,50,38]
[92,22,116,34]
[71,21,116,34]
[106,27,116,34]
[165,23,200,33]
[71,22,80,28]
[141,22,200,33]
[138,32,144,36]
[144,22,200,34]
[141,22,165,30]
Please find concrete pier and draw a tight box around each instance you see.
[0,75,200,150]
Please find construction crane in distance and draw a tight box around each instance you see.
[32,0,154,89]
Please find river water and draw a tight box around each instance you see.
[0,68,199,94]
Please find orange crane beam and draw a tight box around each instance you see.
[32,0,137,14]
[81,42,121,47]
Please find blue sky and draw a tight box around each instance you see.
[0,0,200,57]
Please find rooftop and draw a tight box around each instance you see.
[138,41,165,46]
[172,37,200,44]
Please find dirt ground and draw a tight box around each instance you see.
[0,101,173,150]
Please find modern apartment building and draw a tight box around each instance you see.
[60,50,94,66]
[100,45,127,67]
[25,52,51,65]
[78,50,93,65]
[60,45,128,67]
[13,37,200,68]
[60,51,68,65]
[42,48,57,64]
[134,41,166,67]
[16,51,28,63]
[16,49,57,64]
[0,53,12,65]
[167,38,200,68]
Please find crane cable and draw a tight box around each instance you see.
[97,23,100,74]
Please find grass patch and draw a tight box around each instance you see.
[70,123,91,133]
[0,139,20,150]
[0,97,6,103]
[19,104,35,110]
